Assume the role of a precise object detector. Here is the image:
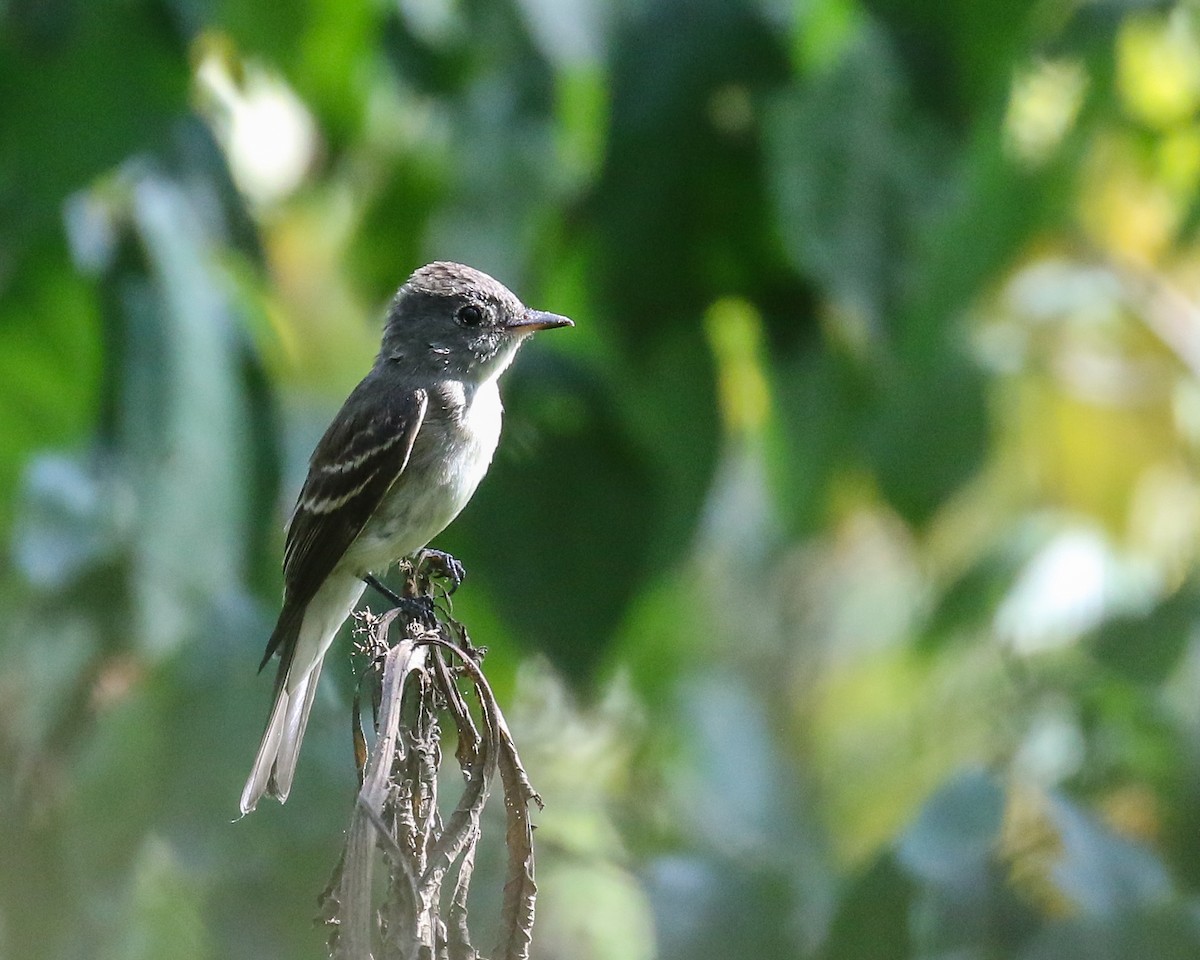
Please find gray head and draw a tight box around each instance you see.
[378,262,572,381]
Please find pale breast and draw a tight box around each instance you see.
[341,377,503,574]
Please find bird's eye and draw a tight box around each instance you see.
[456,304,485,327]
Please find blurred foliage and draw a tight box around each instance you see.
[6,0,1200,958]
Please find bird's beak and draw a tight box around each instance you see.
[504,309,574,335]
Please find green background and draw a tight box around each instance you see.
[5,0,1200,957]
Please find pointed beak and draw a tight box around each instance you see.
[504,309,574,335]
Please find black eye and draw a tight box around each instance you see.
[456,304,485,327]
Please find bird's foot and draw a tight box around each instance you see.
[417,549,466,594]
[363,573,403,606]
[362,573,436,626]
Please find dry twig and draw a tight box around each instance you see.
[319,563,541,960]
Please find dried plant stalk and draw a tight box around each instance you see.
[321,570,541,960]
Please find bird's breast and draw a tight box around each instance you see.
[343,378,503,573]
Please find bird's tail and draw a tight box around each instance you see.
[239,573,366,816]
[238,654,324,815]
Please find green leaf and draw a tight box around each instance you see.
[1021,907,1200,960]
[1043,791,1172,914]
[0,253,102,533]
[0,0,188,240]
[765,27,939,327]
[920,532,1045,653]
[119,173,256,656]
[896,769,1005,888]
[866,356,989,527]
[895,772,1041,956]
[861,0,1040,116]
[820,852,915,960]
[1089,584,1200,685]
[767,347,863,537]
[594,0,790,349]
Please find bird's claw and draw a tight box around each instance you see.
[418,549,465,594]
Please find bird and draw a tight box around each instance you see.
[240,261,573,815]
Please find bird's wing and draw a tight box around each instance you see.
[258,381,428,669]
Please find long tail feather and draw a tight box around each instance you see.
[240,573,366,816]
[268,656,325,802]
[240,684,290,815]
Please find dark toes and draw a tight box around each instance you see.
[421,549,466,593]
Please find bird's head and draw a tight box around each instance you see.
[379,261,573,381]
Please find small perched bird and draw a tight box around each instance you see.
[240,261,572,815]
